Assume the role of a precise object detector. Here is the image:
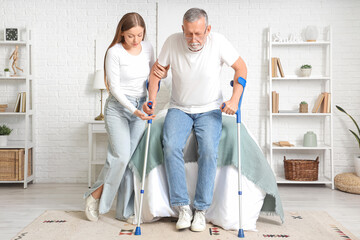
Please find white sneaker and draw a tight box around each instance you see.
[176,205,193,230]
[191,210,206,232]
[126,215,135,224]
[85,194,99,221]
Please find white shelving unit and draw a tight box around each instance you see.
[268,27,334,189]
[0,28,35,188]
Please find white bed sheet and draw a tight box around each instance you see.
[133,163,266,231]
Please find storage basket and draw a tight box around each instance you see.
[0,148,32,181]
[284,156,319,181]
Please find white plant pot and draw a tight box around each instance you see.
[355,155,360,177]
[301,68,312,77]
[0,135,8,146]
[4,71,10,77]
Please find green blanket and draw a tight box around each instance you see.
[129,115,284,223]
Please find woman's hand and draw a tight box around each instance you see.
[134,109,155,120]
[142,100,156,115]
[153,63,169,79]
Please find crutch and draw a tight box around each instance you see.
[221,76,247,238]
[135,80,160,236]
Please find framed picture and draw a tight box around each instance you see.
[4,28,19,41]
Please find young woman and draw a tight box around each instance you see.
[84,12,167,222]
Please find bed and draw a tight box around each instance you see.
[128,109,284,231]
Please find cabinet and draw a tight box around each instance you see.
[268,27,334,189]
[0,28,35,188]
[88,121,106,187]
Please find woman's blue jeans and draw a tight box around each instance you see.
[84,94,146,220]
[162,108,222,211]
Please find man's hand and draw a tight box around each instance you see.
[220,100,238,115]
[134,109,156,120]
[143,100,156,115]
[153,63,169,79]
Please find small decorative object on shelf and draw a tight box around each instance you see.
[299,101,308,113]
[336,105,360,177]
[273,141,294,147]
[284,156,319,181]
[0,103,8,112]
[303,131,317,147]
[300,64,312,77]
[0,148,32,181]
[9,46,23,76]
[4,68,10,77]
[0,124,13,147]
[4,28,19,41]
[304,25,318,42]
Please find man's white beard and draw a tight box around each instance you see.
[188,42,203,51]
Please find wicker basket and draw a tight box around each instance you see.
[0,148,32,181]
[284,156,319,181]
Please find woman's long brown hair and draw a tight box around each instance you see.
[104,12,146,91]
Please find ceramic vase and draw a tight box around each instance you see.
[0,135,8,147]
[301,68,312,77]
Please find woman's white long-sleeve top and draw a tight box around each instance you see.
[105,41,155,113]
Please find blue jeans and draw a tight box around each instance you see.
[84,94,146,220]
[163,108,222,210]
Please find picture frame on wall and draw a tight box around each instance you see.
[4,28,19,42]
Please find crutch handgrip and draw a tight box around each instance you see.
[230,77,246,123]
[147,101,153,124]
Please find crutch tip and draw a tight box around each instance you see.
[238,229,244,238]
[134,226,141,235]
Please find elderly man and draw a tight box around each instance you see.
[143,8,247,232]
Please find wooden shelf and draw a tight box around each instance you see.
[0,141,34,149]
[272,76,330,81]
[272,143,331,150]
[272,113,331,116]
[0,28,35,188]
[271,41,330,46]
[268,26,334,189]
[0,41,27,45]
[276,176,332,184]
[0,174,35,183]
[0,76,26,80]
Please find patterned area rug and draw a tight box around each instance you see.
[12,210,358,240]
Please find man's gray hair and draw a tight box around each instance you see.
[183,8,208,27]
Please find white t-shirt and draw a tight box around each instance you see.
[106,41,155,113]
[157,32,239,114]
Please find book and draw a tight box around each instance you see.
[271,58,278,77]
[272,91,276,113]
[321,92,329,113]
[276,92,279,113]
[312,93,325,113]
[327,93,331,113]
[13,93,21,112]
[277,58,285,77]
[0,103,8,108]
[21,92,26,112]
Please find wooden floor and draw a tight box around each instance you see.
[0,183,359,239]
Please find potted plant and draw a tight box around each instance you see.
[300,64,312,77]
[4,68,10,77]
[336,105,360,177]
[299,101,308,113]
[0,124,13,146]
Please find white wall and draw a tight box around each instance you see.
[0,0,359,183]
